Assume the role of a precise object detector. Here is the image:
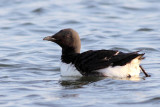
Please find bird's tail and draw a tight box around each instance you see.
[137,53,145,60]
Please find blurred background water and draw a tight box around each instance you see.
[0,0,160,107]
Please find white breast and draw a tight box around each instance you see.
[97,58,141,78]
[60,62,82,77]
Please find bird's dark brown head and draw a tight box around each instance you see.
[43,28,81,54]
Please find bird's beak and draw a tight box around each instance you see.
[43,36,56,41]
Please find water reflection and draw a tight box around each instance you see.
[59,76,106,89]
[59,76,144,89]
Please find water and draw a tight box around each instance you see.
[0,0,160,106]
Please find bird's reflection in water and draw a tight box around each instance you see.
[59,76,106,89]
[59,76,144,89]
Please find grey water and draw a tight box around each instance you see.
[0,0,160,107]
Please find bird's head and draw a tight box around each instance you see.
[43,28,81,53]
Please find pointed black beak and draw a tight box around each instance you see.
[43,36,56,41]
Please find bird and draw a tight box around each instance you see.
[43,28,150,78]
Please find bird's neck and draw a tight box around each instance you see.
[61,47,80,64]
[62,47,80,55]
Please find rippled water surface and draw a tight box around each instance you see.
[0,0,160,106]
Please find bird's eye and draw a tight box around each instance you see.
[65,31,70,35]
[65,32,70,38]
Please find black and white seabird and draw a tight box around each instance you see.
[43,28,150,78]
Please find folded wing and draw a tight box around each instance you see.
[73,50,144,76]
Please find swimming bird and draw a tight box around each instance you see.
[43,28,150,78]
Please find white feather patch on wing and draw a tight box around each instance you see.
[97,57,141,78]
[60,62,82,77]
[114,51,119,56]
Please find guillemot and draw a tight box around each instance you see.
[43,28,150,78]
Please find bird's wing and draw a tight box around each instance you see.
[73,50,144,76]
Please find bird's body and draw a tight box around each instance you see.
[60,50,143,78]
[43,28,150,78]
[60,58,140,78]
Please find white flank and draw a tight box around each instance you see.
[60,62,82,77]
[97,57,141,78]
